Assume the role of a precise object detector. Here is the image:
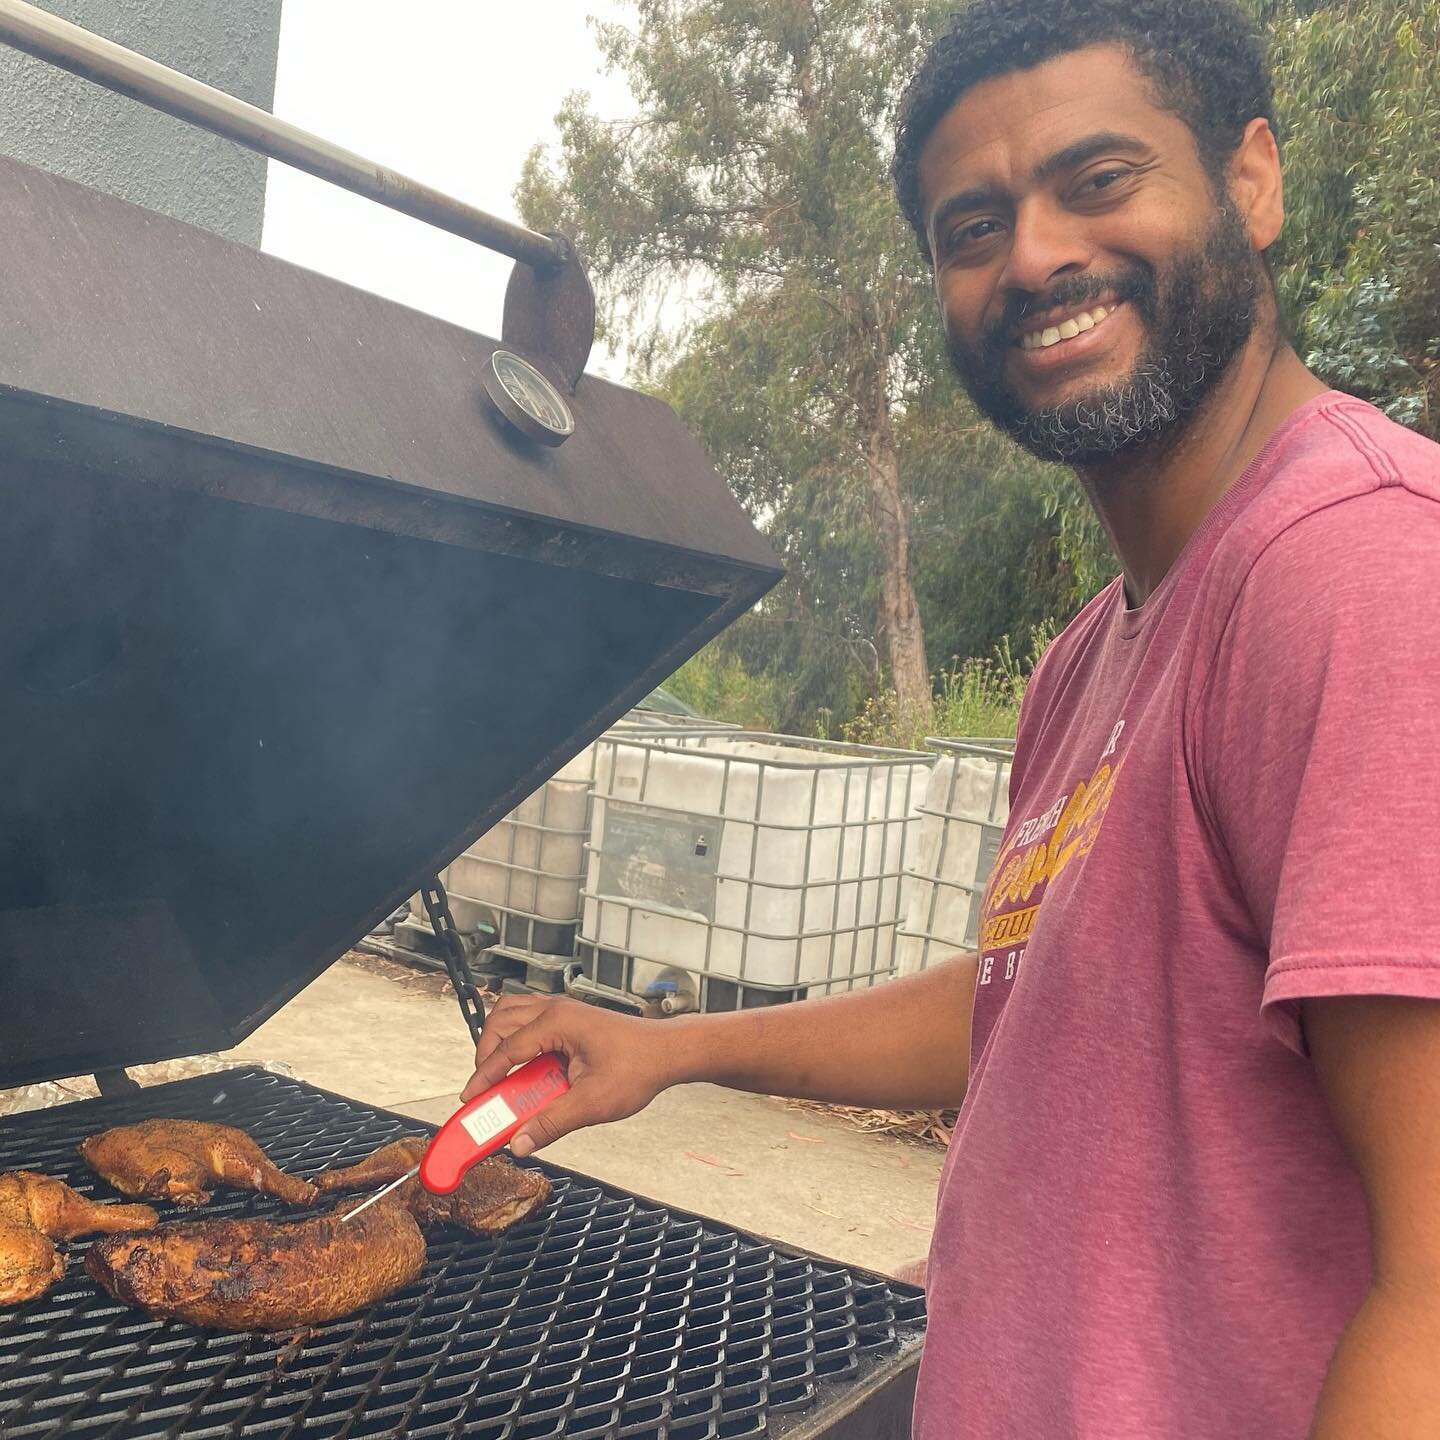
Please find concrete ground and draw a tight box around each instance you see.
[226,953,942,1277]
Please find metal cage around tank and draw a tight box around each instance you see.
[576,730,935,1012]
[401,746,600,966]
[392,713,743,987]
[895,738,1015,974]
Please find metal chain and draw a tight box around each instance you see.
[420,875,486,1047]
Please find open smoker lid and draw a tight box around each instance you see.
[0,152,782,1088]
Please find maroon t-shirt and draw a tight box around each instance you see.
[912,393,1440,1438]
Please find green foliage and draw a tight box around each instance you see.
[518,0,959,714]
[518,0,951,337]
[839,620,1058,749]
[1038,483,1119,610]
[655,302,879,731]
[536,0,1438,735]
[663,641,784,730]
[1262,0,1440,436]
[897,337,1096,659]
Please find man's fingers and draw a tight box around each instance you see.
[510,1082,598,1156]
[487,995,545,1027]
[468,1000,546,1077]
[461,1019,556,1100]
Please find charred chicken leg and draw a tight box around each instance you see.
[314,1136,551,1235]
[312,1137,428,1196]
[81,1120,316,1208]
[0,1171,158,1306]
[86,1201,425,1330]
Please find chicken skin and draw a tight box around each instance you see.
[311,1137,428,1195]
[314,1136,551,1235]
[0,1171,158,1306]
[85,1201,425,1330]
[80,1120,316,1208]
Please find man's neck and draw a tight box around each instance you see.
[1076,336,1327,607]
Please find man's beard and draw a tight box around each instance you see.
[946,205,1263,466]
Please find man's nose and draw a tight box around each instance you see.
[998,199,1092,298]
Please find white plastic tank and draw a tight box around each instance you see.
[581,730,933,996]
[412,746,596,956]
[405,706,738,958]
[896,738,1013,974]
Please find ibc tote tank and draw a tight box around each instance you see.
[579,729,933,1007]
[425,745,598,957]
[896,739,1014,975]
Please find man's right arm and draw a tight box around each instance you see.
[461,956,978,1156]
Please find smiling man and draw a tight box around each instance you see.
[893,4,1440,1433]
[461,2,1440,1435]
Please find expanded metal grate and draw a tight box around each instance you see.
[0,1068,925,1439]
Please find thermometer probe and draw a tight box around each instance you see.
[342,1054,568,1221]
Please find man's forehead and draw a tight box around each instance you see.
[918,43,1180,209]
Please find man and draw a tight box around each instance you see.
[464,1,1440,1433]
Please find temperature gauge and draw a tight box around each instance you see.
[482,349,575,446]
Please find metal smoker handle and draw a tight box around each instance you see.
[0,0,598,386]
[0,0,565,271]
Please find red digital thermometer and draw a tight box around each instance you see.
[419,1053,569,1194]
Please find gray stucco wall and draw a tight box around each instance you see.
[0,0,284,248]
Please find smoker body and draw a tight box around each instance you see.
[0,115,924,1437]
[0,1068,925,1439]
[0,148,781,1088]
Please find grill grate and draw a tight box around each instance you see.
[0,1068,925,1438]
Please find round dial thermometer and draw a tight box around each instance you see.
[482,349,575,446]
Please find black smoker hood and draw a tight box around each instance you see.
[0,149,782,1089]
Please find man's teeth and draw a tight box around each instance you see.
[1019,305,1112,351]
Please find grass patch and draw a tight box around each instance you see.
[839,620,1056,750]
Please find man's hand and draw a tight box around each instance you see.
[1305,995,1440,1438]
[462,995,692,1156]
[460,957,978,1157]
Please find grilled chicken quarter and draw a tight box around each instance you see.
[85,1202,426,1330]
[0,1171,158,1306]
[314,1136,551,1234]
[80,1120,317,1208]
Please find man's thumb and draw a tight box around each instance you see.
[510,1085,593,1156]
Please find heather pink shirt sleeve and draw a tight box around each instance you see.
[1196,486,1440,1054]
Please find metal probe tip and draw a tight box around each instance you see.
[339,1164,419,1222]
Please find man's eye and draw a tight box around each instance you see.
[947,218,1001,251]
[1085,168,1132,193]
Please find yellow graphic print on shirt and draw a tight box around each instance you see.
[977,755,1124,973]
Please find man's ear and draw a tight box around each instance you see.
[1228,117,1284,252]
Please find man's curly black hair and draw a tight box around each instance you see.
[892,0,1275,260]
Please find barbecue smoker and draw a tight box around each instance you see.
[0,5,925,1436]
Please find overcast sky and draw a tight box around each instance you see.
[262,1,637,379]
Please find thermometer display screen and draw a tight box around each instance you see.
[460,1092,518,1146]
